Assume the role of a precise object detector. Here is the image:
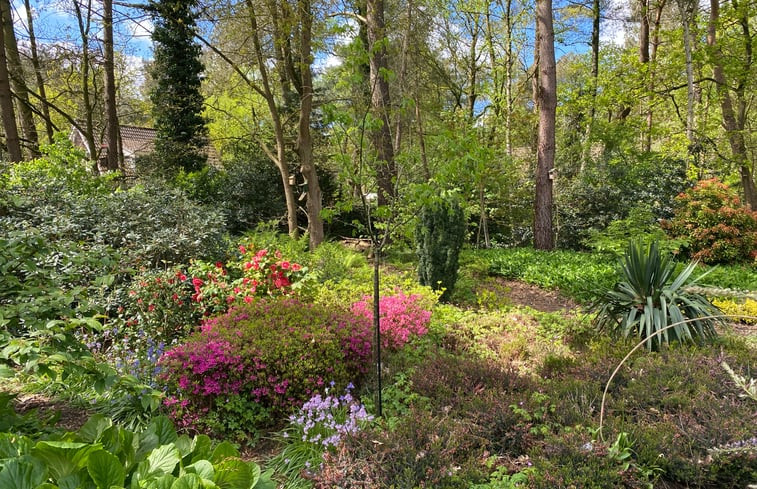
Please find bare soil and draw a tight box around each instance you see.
[495,279,579,313]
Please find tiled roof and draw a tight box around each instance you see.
[120,125,156,157]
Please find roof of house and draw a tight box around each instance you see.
[120,125,156,158]
[70,124,220,168]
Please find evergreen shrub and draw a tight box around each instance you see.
[416,195,466,301]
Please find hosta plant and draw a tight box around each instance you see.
[0,414,274,489]
[592,241,723,350]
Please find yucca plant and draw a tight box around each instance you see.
[592,240,723,350]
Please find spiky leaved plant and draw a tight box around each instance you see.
[592,240,723,350]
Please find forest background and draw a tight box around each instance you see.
[0,0,755,251]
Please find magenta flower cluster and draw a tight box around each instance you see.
[351,290,432,350]
[157,298,374,432]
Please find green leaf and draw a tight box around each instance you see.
[0,459,45,489]
[209,443,238,464]
[31,441,94,481]
[147,417,178,446]
[183,461,213,481]
[188,437,212,465]
[145,444,180,478]
[79,415,113,444]
[170,473,201,489]
[87,450,125,489]
[213,459,250,489]
[0,365,15,378]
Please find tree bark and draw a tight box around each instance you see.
[246,0,299,236]
[677,0,696,145]
[366,0,396,206]
[707,0,757,209]
[581,0,600,170]
[644,0,665,152]
[0,0,38,157]
[534,0,556,250]
[0,16,20,162]
[73,0,98,163]
[23,0,54,144]
[296,0,324,249]
[103,0,120,172]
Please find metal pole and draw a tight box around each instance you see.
[373,243,382,417]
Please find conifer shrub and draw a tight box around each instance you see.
[415,195,466,301]
[666,178,757,264]
[158,298,372,438]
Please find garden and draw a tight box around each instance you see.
[1,141,756,489]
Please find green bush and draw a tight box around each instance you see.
[557,153,689,249]
[416,195,466,301]
[592,241,722,350]
[666,178,757,264]
[0,414,274,489]
[1,133,115,197]
[158,298,373,439]
[584,204,686,257]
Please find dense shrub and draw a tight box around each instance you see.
[187,243,310,317]
[158,299,373,438]
[666,178,757,264]
[171,153,287,234]
[0,228,119,337]
[557,153,689,249]
[416,195,466,300]
[3,183,227,269]
[584,204,686,257]
[712,297,757,324]
[351,290,432,351]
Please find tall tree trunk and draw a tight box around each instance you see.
[0,0,38,157]
[297,0,323,249]
[677,0,696,145]
[414,96,430,180]
[0,17,20,162]
[393,0,412,153]
[534,0,556,250]
[581,0,600,170]
[707,0,756,209]
[366,0,396,206]
[466,13,479,120]
[24,0,53,144]
[247,0,299,236]
[103,0,120,172]
[73,0,98,163]
[644,0,665,152]
[504,0,515,157]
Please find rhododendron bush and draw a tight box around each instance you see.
[158,298,372,435]
[102,244,310,380]
[187,243,310,317]
[351,290,432,350]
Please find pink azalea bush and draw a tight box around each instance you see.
[158,298,372,436]
[351,290,432,351]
